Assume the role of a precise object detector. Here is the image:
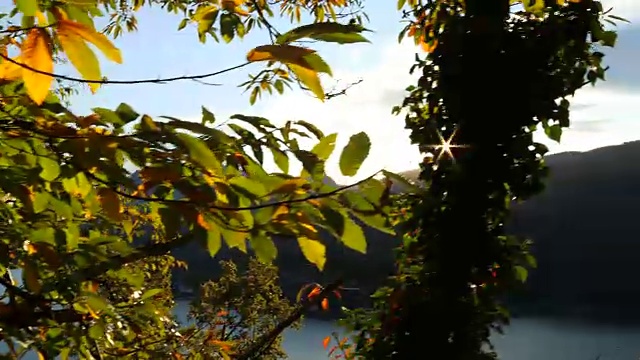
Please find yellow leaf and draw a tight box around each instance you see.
[289,63,324,101]
[57,20,102,92]
[522,0,544,12]
[97,187,123,221]
[297,236,326,270]
[21,28,54,105]
[0,51,23,81]
[38,351,45,360]
[57,19,122,64]
[35,11,48,25]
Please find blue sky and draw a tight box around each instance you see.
[61,1,640,183]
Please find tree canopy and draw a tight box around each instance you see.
[0,0,395,358]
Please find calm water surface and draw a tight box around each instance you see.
[173,301,640,360]
[3,275,640,359]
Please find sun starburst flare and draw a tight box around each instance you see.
[431,127,469,163]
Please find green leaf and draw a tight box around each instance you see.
[397,0,407,10]
[62,172,92,197]
[38,156,61,181]
[178,18,188,31]
[115,103,140,124]
[140,288,163,300]
[319,204,345,237]
[176,133,223,175]
[515,265,528,282]
[297,236,326,270]
[219,13,237,43]
[295,120,324,139]
[339,132,371,176]
[341,214,367,254]
[202,106,216,125]
[195,6,219,39]
[312,133,337,160]
[207,226,222,257]
[545,124,562,143]
[31,228,55,244]
[276,22,370,44]
[599,30,617,47]
[88,322,105,340]
[33,192,50,214]
[92,107,123,126]
[250,234,278,263]
[16,0,38,16]
[230,114,276,131]
[65,224,80,250]
[249,86,260,105]
[85,294,109,317]
[228,176,266,196]
[312,33,370,44]
[382,170,421,193]
[271,148,290,173]
[222,228,248,252]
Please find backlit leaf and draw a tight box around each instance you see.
[177,133,223,175]
[207,226,222,257]
[0,56,23,81]
[289,63,325,101]
[32,192,50,213]
[250,234,278,263]
[297,236,326,270]
[312,133,337,161]
[57,21,102,92]
[16,0,38,16]
[339,131,371,176]
[341,214,367,254]
[22,28,54,105]
[277,22,370,44]
[38,156,61,181]
[56,19,122,63]
[271,148,289,173]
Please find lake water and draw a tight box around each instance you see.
[2,300,640,359]
[3,269,640,359]
[172,301,640,360]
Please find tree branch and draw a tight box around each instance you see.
[235,279,343,360]
[79,162,380,212]
[0,53,249,85]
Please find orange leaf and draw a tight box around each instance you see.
[322,336,331,349]
[308,286,322,299]
[97,187,123,221]
[321,297,329,310]
[197,213,211,230]
[421,38,438,53]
